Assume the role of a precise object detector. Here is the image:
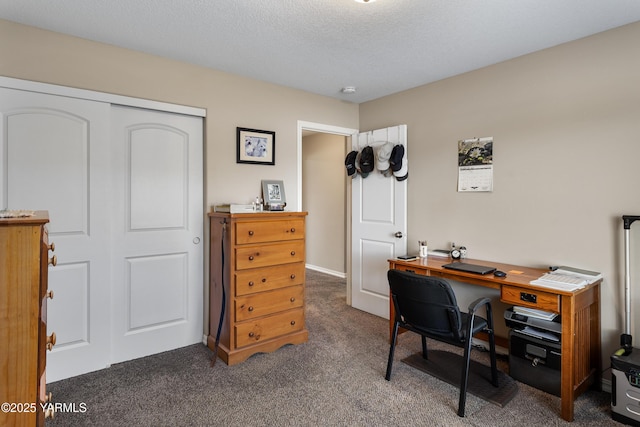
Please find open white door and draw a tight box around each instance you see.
[351,125,407,319]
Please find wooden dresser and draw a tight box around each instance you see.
[208,211,308,365]
[1,211,56,426]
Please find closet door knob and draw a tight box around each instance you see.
[46,290,54,299]
[48,255,57,266]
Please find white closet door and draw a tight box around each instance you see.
[110,106,203,363]
[0,87,112,381]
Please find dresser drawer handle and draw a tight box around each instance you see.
[248,281,254,287]
[248,306,254,312]
[262,278,267,283]
[248,230,254,236]
[290,320,296,326]
[46,332,56,351]
[249,332,255,338]
[46,290,54,300]
[48,255,57,266]
[290,297,295,302]
[290,251,296,256]
[290,274,296,279]
[249,256,254,261]
[290,228,296,233]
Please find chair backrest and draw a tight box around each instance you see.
[387,269,463,341]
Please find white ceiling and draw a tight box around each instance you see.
[2,0,640,103]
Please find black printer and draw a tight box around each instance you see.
[504,307,562,396]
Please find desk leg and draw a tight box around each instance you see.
[560,294,576,422]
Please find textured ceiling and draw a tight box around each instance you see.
[2,0,640,103]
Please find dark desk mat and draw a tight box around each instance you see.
[402,349,518,408]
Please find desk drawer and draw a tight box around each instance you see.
[501,285,559,312]
[391,265,427,275]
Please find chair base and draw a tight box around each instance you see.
[402,350,518,409]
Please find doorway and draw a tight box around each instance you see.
[298,121,357,303]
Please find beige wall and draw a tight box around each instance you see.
[302,133,347,275]
[360,21,640,361]
[0,19,359,211]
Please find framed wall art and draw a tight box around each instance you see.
[237,127,275,165]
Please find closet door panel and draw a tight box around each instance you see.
[111,106,203,363]
[0,87,112,382]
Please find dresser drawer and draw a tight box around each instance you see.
[235,308,305,348]
[501,285,560,313]
[235,285,304,321]
[235,219,305,244]
[235,241,305,270]
[235,263,305,296]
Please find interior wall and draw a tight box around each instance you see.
[0,19,359,212]
[0,18,359,339]
[359,21,640,365]
[302,133,347,275]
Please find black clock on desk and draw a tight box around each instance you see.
[451,248,461,260]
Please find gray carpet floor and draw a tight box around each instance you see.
[47,269,620,426]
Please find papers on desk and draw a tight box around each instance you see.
[554,266,603,282]
[530,272,587,291]
[530,266,601,292]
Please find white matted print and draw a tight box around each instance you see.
[237,127,275,165]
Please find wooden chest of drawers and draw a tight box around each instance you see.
[208,211,308,365]
[0,211,56,426]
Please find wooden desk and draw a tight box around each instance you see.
[388,256,601,422]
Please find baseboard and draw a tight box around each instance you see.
[305,264,346,279]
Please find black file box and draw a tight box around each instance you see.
[509,329,561,396]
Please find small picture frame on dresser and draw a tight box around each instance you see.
[261,180,286,210]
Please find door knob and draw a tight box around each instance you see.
[394,231,403,238]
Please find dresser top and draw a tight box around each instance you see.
[0,210,49,226]
[208,211,307,219]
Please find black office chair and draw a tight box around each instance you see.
[385,269,498,417]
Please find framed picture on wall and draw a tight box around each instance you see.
[237,127,275,165]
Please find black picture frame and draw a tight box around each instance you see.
[236,127,275,165]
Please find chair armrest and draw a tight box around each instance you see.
[467,297,491,314]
